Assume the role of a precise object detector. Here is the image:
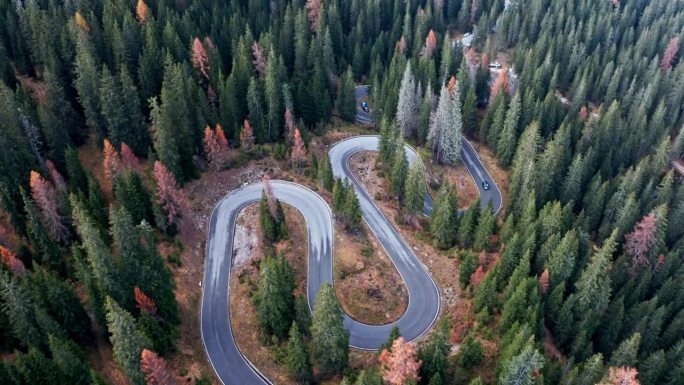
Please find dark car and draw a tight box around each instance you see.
[361,101,369,112]
[482,180,491,191]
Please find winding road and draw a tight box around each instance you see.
[200,86,503,384]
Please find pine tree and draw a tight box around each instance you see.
[150,59,194,183]
[397,62,417,138]
[254,253,295,340]
[419,318,450,381]
[343,181,362,231]
[286,322,313,383]
[430,185,458,249]
[311,283,349,374]
[73,31,105,141]
[105,297,151,385]
[29,171,69,243]
[294,293,312,335]
[379,325,402,353]
[508,121,540,215]
[458,198,480,247]
[428,80,463,165]
[458,333,484,368]
[498,343,544,385]
[338,66,357,122]
[391,146,409,201]
[113,171,153,225]
[47,334,91,385]
[473,203,495,251]
[609,333,641,367]
[496,91,521,167]
[405,162,427,221]
[317,154,334,191]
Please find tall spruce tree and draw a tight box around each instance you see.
[311,283,349,374]
[254,253,296,340]
[105,297,150,385]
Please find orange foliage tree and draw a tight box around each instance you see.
[74,12,90,33]
[103,139,121,182]
[290,128,308,171]
[661,36,680,72]
[192,37,210,79]
[539,269,550,293]
[379,337,421,385]
[30,171,68,242]
[421,30,437,59]
[141,349,177,385]
[306,0,323,32]
[240,119,255,151]
[0,246,25,276]
[252,41,267,78]
[624,213,659,269]
[598,367,640,385]
[153,161,184,228]
[120,143,140,171]
[134,287,158,315]
[136,0,150,25]
[203,124,230,171]
[490,70,509,100]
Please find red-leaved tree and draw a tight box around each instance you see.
[397,36,407,55]
[291,128,308,171]
[134,287,158,315]
[599,367,640,385]
[120,143,140,171]
[470,265,485,288]
[661,36,680,72]
[490,70,509,100]
[141,349,177,385]
[30,171,68,242]
[46,160,67,192]
[240,119,255,151]
[378,337,421,385]
[421,30,438,59]
[252,41,266,78]
[624,213,658,269]
[448,76,457,95]
[103,139,121,182]
[192,37,210,79]
[153,161,184,228]
[284,109,296,143]
[539,269,550,294]
[0,246,25,276]
[136,0,150,25]
[579,106,589,122]
[203,125,230,171]
[306,0,323,32]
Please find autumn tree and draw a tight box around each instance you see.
[306,0,323,32]
[660,37,680,72]
[30,171,69,243]
[103,139,121,182]
[490,70,509,100]
[291,128,308,170]
[141,349,177,385]
[134,287,157,316]
[379,337,421,385]
[136,0,150,25]
[240,119,255,151]
[598,367,640,385]
[153,161,183,232]
[0,246,25,275]
[623,212,658,269]
[252,42,266,78]
[120,143,140,171]
[192,38,210,79]
[203,125,229,171]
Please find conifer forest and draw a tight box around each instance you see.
[0,0,683,384]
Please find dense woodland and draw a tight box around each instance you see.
[0,0,684,384]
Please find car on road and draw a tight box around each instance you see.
[482,180,491,191]
[361,101,369,112]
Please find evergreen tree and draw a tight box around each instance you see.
[254,253,296,340]
[498,343,544,385]
[286,322,313,383]
[317,154,334,191]
[391,145,409,201]
[473,203,495,251]
[419,317,450,381]
[338,66,357,122]
[458,332,484,368]
[311,283,349,374]
[294,293,312,335]
[430,185,458,249]
[105,297,150,385]
[428,81,463,165]
[405,162,427,220]
[150,59,195,183]
[65,147,88,194]
[379,325,402,353]
[113,171,153,225]
[397,62,417,138]
[496,91,521,167]
[458,198,480,248]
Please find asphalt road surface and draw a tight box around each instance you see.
[199,88,503,385]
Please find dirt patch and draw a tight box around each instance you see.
[233,205,261,267]
[334,223,408,324]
